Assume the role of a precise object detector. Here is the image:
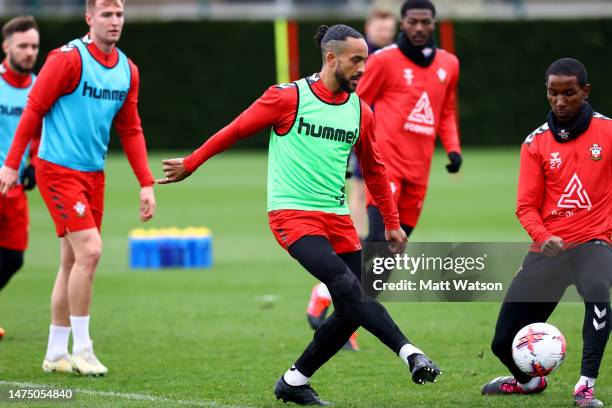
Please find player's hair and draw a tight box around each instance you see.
[86,0,124,11]
[401,0,436,18]
[2,15,38,41]
[545,58,588,87]
[366,8,395,23]
[314,24,364,55]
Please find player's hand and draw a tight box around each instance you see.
[445,151,462,173]
[157,158,192,184]
[139,186,156,222]
[541,235,564,257]
[385,228,407,254]
[20,164,36,191]
[0,165,19,196]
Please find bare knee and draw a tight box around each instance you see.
[79,244,101,268]
[73,237,102,270]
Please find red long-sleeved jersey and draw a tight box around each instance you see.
[5,37,154,187]
[357,45,461,184]
[183,75,400,230]
[517,114,611,246]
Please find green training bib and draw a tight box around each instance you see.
[267,78,361,214]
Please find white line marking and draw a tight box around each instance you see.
[0,381,250,408]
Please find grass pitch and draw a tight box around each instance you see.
[0,149,609,407]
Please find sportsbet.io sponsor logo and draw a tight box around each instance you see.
[297,117,358,144]
[82,81,127,102]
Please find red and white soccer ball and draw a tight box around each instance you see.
[512,322,566,377]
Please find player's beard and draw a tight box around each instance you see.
[8,53,33,74]
[335,68,357,94]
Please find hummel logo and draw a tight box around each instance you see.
[404,69,414,86]
[593,306,607,331]
[593,318,606,331]
[549,152,562,169]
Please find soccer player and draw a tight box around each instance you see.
[481,58,611,408]
[159,24,441,406]
[306,7,399,352]
[365,7,398,54]
[0,0,156,376]
[0,15,40,335]
[356,0,462,243]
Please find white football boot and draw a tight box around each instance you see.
[71,343,108,376]
[42,354,73,373]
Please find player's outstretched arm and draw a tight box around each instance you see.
[157,158,191,184]
[158,84,296,185]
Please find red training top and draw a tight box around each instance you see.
[357,45,461,184]
[5,36,154,187]
[517,114,611,247]
[183,74,401,231]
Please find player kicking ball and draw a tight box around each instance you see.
[481,58,611,408]
[159,24,441,406]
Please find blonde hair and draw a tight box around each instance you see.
[86,0,124,11]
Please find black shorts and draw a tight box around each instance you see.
[503,240,612,303]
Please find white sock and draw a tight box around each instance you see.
[518,376,542,391]
[398,343,424,367]
[70,315,92,354]
[45,324,71,361]
[575,376,596,392]
[316,283,332,300]
[283,365,310,386]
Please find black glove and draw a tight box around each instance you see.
[445,151,462,173]
[20,164,36,191]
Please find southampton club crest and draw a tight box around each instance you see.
[73,201,87,218]
[437,67,447,83]
[589,144,603,161]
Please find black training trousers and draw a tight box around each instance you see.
[289,235,410,377]
[0,248,24,290]
[491,240,612,383]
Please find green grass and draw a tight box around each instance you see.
[0,148,608,407]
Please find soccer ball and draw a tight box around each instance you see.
[512,322,566,377]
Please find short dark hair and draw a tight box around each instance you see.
[2,15,38,41]
[545,58,588,87]
[313,24,364,52]
[401,0,436,18]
